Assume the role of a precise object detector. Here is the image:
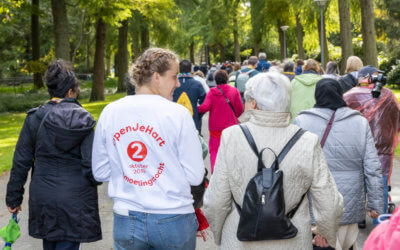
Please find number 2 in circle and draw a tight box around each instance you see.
[127,141,148,162]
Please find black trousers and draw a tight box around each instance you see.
[42,239,80,250]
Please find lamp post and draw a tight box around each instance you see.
[314,0,329,69]
[280,26,289,60]
[246,36,249,59]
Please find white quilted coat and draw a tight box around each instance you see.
[203,110,344,250]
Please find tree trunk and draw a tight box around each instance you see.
[105,53,111,78]
[71,11,85,65]
[278,23,284,61]
[219,44,226,62]
[296,14,305,59]
[32,0,43,89]
[338,0,354,74]
[131,28,140,61]
[317,11,329,70]
[360,0,378,67]
[250,0,265,57]
[51,0,70,60]
[140,18,150,52]
[86,33,90,72]
[190,41,195,64]
[117,20,129,92]
[90,18,106,102]
[233,0,241,62]
[253,43,259,58]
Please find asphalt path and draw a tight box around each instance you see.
[0,113,399,249]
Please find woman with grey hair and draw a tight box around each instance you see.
[324,61,340,80]
[203,72,343,249]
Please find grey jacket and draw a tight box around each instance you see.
[293,107,384,224]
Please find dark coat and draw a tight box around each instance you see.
[256,60,271,72]
[6,98,101,242]
[338,73,357,93]
[173,76,206,131]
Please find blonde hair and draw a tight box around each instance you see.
[131,48,178,87]
[193,70,205,78]
[345,56,363,73]
[303,59,320,73]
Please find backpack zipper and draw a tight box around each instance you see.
[254,193,265,236]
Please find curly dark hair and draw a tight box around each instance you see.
[131,48,178,87]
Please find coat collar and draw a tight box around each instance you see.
[239,110,291,127]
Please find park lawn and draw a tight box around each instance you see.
[0,92,125,175]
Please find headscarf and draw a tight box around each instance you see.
[314,78,347,110]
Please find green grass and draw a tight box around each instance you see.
[0,91,126,174]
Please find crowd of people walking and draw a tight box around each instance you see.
[4,47,400,250]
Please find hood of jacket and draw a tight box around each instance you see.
[293,73,322,86]
[298,106,361,123]
[43,98,95,152]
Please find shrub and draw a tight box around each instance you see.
[388,64,400,89]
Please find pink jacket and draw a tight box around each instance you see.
[198,84,243,132]
[364,207,400,250]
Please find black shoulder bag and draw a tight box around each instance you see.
[234,124,307,241]
[216,86,238,123]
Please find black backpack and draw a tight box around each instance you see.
[234,124,307,241]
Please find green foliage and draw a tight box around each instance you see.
[0,0,23,23]
[388,64,400,89]
[379,56,397,74]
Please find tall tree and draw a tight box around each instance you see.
[83,0,132,101]
[232,0,241,62]
[31,0,43,88]
[295,14,305,59]
[90,18,106,101]
[140,17,150,52]
[51,0,70,60]
[360,0,378,66]
[116,20,129,92]
[250,0,265,55]
[338,0,354,73]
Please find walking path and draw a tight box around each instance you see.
[1,113,399,249]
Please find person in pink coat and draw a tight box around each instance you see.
[198,70,244,173]
[364,207,400,249]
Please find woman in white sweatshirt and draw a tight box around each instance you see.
[92,48,205,250]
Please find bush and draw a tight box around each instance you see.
[388,64,400,89]
[379,56,397,75]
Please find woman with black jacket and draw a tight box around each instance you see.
[6,60,101,250]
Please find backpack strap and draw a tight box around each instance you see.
[287,192,307,218]
[217,86,237,121]
[239,124,258,156]
[246,69,255,75]
[320,111,336,148]
[277,129,306,163]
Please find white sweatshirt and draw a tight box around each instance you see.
[92,94,205,214]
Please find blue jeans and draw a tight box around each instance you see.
[373,175,389,226]
[113,211,198,250]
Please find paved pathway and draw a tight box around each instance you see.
[1,113,399,249]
